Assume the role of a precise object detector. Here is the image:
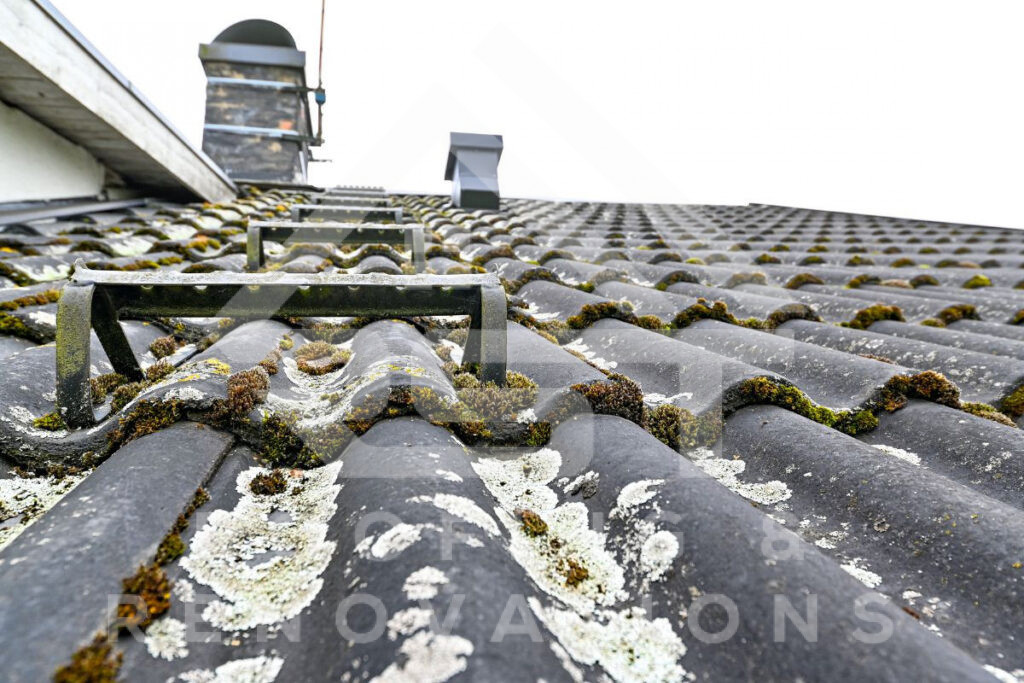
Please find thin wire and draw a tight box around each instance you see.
[317,0,326,89]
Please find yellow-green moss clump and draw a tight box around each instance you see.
[841,305,904,330]
[294,341,351,375]
[32,411,66,431]
[116,564,170,629]
[109,399,183,446]
[154,486,210,566]
[225,367,270,418]
[784,273,825,290]
[0,289,59,311]
[1012,310,1024,326]
[570,374,645,425]
[472,244,517,266]
[148,335,179,359]
[563,558,590,587]
[154,532,186,566]
[962,274,992,289]
[90,373,127,404]
[961,402,1017,427]
[145,360,174,382]
[937,304,977,325]
[735,377,878,435]
[1000,384,1024,418]
[845,274,879,289]
[566,302,636,329]
[54,633,122,683]
[672,299,742,329]
[754,253,780,265]
[250,469,289,495]
[518,508,548,536]
[910,274,940,288]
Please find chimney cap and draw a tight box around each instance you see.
[199,19,304,69]
[445,132,503,181]
[213,19,296,48]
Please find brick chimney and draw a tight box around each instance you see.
[198,20,314,184]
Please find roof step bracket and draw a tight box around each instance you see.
[246,220,426,272]
[55,261,507,427]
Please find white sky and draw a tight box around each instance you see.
[61,1,1024,228]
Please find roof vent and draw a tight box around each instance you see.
[445,132,503,210]
[198,20,316,185]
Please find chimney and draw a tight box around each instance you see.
[198,20,315,185]
[445,132,503,210]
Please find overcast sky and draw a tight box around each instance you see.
[61,1,1024,228]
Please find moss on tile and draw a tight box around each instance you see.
[54,633,121,683]
[840,304,904,330]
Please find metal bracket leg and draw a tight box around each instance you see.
[465,284,507,385]
[246,224,264,271]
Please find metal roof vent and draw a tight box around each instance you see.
[198,20,318,185]
[444,132,503,210]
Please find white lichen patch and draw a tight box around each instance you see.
[872,444,921,467]
[687,447,791,506]
[983,451,1014,473]
[530,599,687,683]
[611,479,664,518]
[562,471,599,496]
[0,471,89,551]
[563,338,618,371]
[640,530,680,584]
[174,578,195,603]
[177,655,284,682]
[370,631,473,683]
[984,664,1024,683]
[267,355,436,433]
[408,493,499,536]
[473,447,689,679]
[370,523,436,559]
[145,617,188,660]
[4,405,69,440]
[403,566,449,600]
[387,607,434,640]
[474,449,626,612]
[840,558,883,589]
[643,392,693,407]
[27,310,56,327]
[434,469,463,483]
[180,462,342,631]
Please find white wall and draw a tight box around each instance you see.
[0,100,105,203]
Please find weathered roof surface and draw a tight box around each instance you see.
[1,192,1023,682]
